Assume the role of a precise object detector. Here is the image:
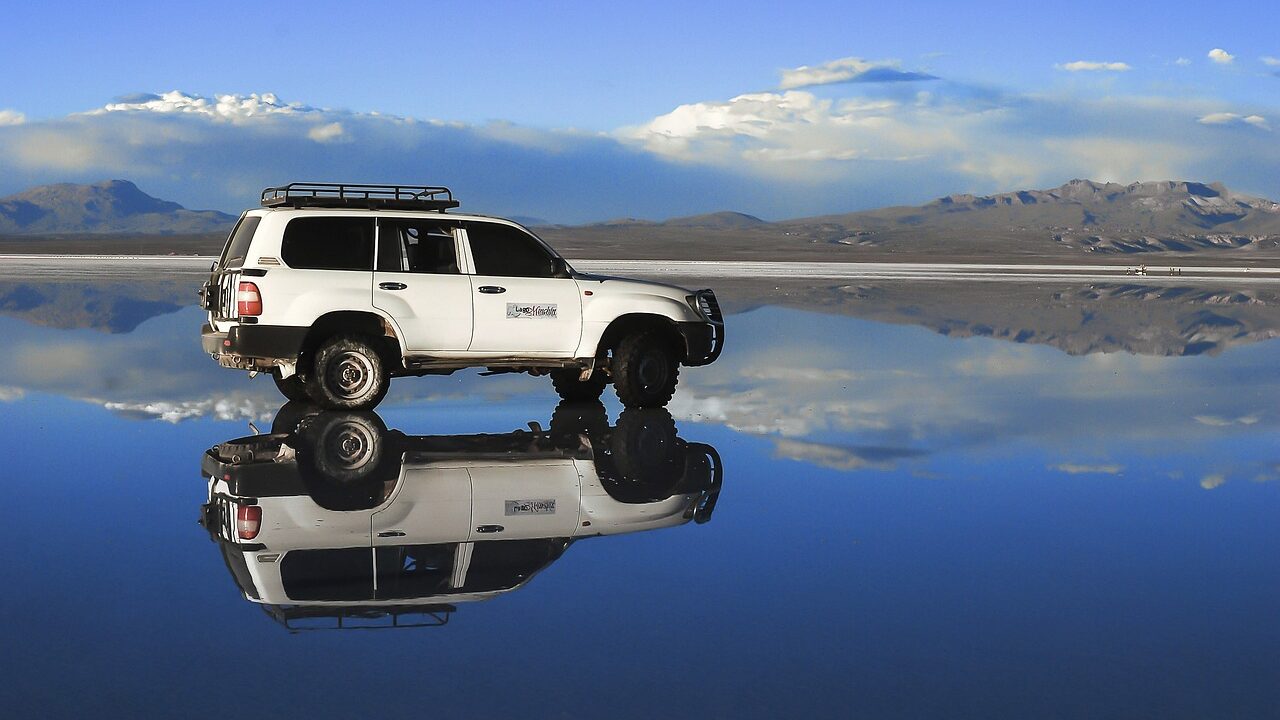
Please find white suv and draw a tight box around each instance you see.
[200,183,724,410]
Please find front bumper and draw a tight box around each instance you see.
[677,321,725,366]
[202,323,309,370]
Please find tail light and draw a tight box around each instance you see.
[236,505,262,540]
[236,281,262,316]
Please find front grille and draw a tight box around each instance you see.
[697,289,723,325]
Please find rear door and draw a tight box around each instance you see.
[370,463,473,545]
[463,221,582,354]
[372,219,474,352]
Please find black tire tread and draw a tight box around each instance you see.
[305,335,390,411]
[611,331,679,408]
[551,368,608,402]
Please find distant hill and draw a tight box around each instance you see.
[0,180,236,234]
[662,211,766,229]
[4,177,1280,260]
[795,179,1280,253]
[539,179,1280,260]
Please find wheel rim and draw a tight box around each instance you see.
[636,350,669,392]
[323,421,377,471]
[326,350,376,400]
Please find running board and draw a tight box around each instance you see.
[403,356,587,372]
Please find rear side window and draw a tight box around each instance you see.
[219,215,261,269]
[281,217,374,271]
[467,222,556,278]
[377,219,460,274]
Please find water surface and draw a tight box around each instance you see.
[2,272,1278,718]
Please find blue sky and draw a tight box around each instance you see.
[1,0,1278,221]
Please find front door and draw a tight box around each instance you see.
[463,222,583,354]
[372,219,473,352]
[469,459,582,540]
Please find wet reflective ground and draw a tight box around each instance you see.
[3,270,1280,717]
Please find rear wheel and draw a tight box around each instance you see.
[551,368,608,402]
[272,369,311,402]
[611,331,679,408]
[306,335,390,410]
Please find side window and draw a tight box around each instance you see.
[377,220,460,274]
[218,215,261,269]
[281,217,374,271]
[467,222,556,278]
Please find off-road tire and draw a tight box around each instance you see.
[604,408,684,502]
[271,400,321,435]
[549,400,609,446]
[551,368,608,402]
[272,369,311,402]
[298,412,389,485]
[611,332,679,408]
[306,335,390,410]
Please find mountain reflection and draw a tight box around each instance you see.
[199,402,722,631]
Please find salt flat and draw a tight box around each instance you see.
[0,254,1277,284]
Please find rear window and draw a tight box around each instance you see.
[467,222,556,278]
[219,215,261,269]
[281,217,374,271]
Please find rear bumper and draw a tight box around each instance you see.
[202,323,308,368]
[677,321,725,366]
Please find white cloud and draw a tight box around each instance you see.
[772,438,915,471]
[1198,112,1270,130]
[307,121,347,143]
[1058,61,1132,72]
[779,57,936,89]
[0,386,25,401]
[1175,57,1192,66]
[1208,48,1235,64]
[1050,463,1124,475]
[0,110,24,126]
[103,397,277,423]
[90,91,321,121]
[1200,473,1226,490]
[1262,56,1280,67]
[1194,413,1262,426]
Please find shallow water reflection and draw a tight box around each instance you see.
[3,274,1280,717]
[200,403,721,631]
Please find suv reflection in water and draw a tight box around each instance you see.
[199,402,723,631]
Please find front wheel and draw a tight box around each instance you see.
[611,331,679,408]
[306,335,390,410]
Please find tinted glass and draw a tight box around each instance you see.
[281,217,374,271]
[458,540,565,593]
[467,222,555,278]
[374,544,457,599]
[218,215,261,269]
[377,220,459,274]
[281,548,373,601]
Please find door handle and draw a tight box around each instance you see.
[377,530,406,538]
[477,286,506,294]
[475,524,505,534]
[379,282,407,291]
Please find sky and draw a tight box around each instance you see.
[1,0,1278,222]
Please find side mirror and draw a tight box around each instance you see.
[551,257,571,278]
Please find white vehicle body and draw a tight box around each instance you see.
[199,184,724,411]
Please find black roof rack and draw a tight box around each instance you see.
[261,182,459,211]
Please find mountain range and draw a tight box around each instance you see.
[0,180,235,234]
[2,179,1279,259]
